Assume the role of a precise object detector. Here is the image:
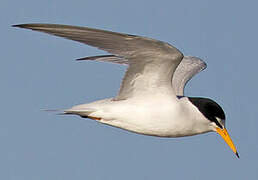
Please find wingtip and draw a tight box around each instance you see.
[12,23,43,30]
[76,57,89,61]
[12,24,29,28]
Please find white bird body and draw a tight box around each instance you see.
[13,23,239,157]
[66,96,212,137]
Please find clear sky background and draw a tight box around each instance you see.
[1,0,258,179]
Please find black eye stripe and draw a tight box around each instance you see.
[213,118,223,129]
[188,97,225,128]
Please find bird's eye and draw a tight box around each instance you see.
[215,117,224,129]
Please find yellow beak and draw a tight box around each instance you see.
[216,127,239,158]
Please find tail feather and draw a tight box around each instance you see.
[43,107,97,117]
[63,107,96,117]
[42,109,65,112]
[42,108,66,115]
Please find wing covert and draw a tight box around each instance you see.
[77,55,206,97]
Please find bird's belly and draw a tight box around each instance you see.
[99,100,198,137]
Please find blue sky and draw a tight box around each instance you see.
[1,0,258,179]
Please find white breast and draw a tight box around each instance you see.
[86,96,212,137]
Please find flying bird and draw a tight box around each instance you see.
[13,23,239,158]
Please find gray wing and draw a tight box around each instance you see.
[14,23,183,100]
[77,55,128,65]
[77,55,206,96]
[172,56,207,96]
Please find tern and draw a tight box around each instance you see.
[13,23,239,158]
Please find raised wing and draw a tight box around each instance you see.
[14,23,183,100]
[172,56,206,96]
[77,55,206,96]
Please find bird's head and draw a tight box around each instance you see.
[188,97,239,158]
